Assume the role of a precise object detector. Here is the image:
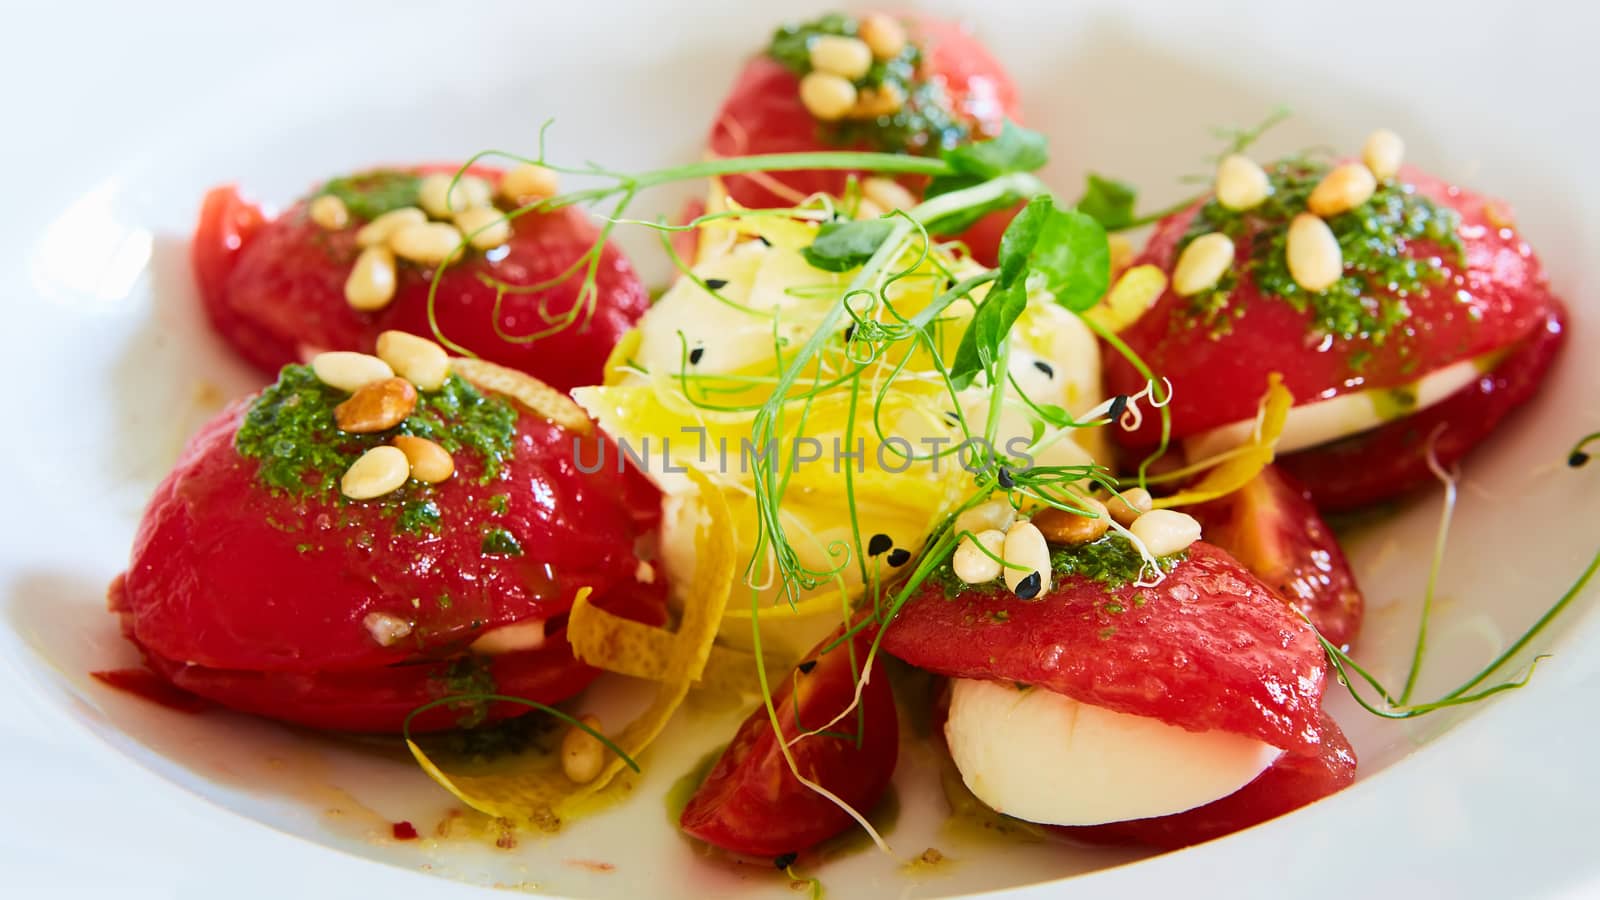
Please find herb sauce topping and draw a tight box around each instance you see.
[314,170,423,221]
[934,533,1184,599]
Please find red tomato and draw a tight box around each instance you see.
[707,12,1022,264]
[881,542,1328,754]
[193,168,648,392]
[1279,302,1567,511]
[112,379,664,733]
[1190,465,1365,648]
[1107,167,1561,449]
[680,626,898,857]
[1058,712,1357,849]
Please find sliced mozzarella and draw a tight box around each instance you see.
[468,619,546,655]
[945,678,1282,826]
[1184,355,1491,461]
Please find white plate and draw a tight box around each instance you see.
[5,1,1600,898]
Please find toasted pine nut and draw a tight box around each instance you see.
[309,194,350,230]
[356,206,427,248]
[562,714,606,784]
[341,445,411,499]
[850,82,905,118]
[1214,154,1271,211]
[376,330,451,391]
[362,611,412,647]
[1361,129,1405,181]
[953,497,1016,537]
[1307,163,1377,217]
[1129,509,1202,557]
[1286,213,1343,292]
[854,198,885,220]
[393,435,454,483]
[858,13,907,60]
[862,176,916,212]
[1002,521,1051,599]
[800,71,858,121]
[952,529,1006,584]
[335,377,418,433]
[500,163,560,205]
[1031,497,1110,546]
[1106,487,1153,526]
[344,246,398,311]
[311,351,394,393]
[469,619,546,655]
[454,206,512,250]
[1171,232,1234,296]
[418,173,493,219]
[389,221,465,267]
[810,35,873,80]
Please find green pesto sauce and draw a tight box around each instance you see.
[934,534,1183,598]
[1369,384,1419,422]
[1179,157,1465,346]
[314,169,422,221]
[235,365,517,502]
[486,493,510,516]
[433,655,499,729]
[767,13,970,156]
[397,498,442,535]
[480,527,524,557]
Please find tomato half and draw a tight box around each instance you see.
[680,626,898,857]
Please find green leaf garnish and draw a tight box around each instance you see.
[1074,173,1138,230]
[948,280,1028,390]
[802,218,898,272]
[996,195,1110,310]
[940,121,1048,180]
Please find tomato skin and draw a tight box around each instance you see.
[1107,168,1560,448]
[881,542,1327,754]
[193,169,648,392]
[1279,302,1567,511]
[707,13,1022,264]
[1057,712,1356,849]
[680,627,898,857]
[1190,465,1364,648]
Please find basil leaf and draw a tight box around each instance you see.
[802,219,896,272]
[948,280,1029,390]
[1028,207,1110,311]
[940,121,1049,180]
[1075,173,1138,230]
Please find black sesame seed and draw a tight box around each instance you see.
[867,533,893,556]
[944,410,961,426]
[844,323,855,342]
[997,468,1015,489]
[1014,571,1042,599]
[1570,451,1591,469]
[1108,394,1129,422]
[944,278,955,290]
[688,347,705,365]
[1032,360,1055,378]
[773,852,798,870]
[704,278,728,290]
[796,660,817,675]
[887,548,911,567]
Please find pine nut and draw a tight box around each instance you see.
[500,163,560,205]
[858,13,907,60]
[1286,212,1343,292]
[356,206,427,248]
[1031,497,1110,546]
[389,221,465,267]
[862,177,916,212]
[418,173,493,219]
[1362,128,1405,181]
[854,198,885,220]
[362,611,412,647]
[561,714,606,784]
[335,377,418,433]
[952,529,1006,584]
[1171,232,1234,297]
[799,71,858,121]
[393,435,454,483]
[311,351,394,393]
[341,445,411,499]
[1106,487,1153,526]
[850,82,905,118]
[1214,154,1270,211]
[376,330,451,391]
[454,206,512,250]
[309,194,350,230]
[1129,509,1202,557]
[344,246,398,311]
[810,35,873,79]
[1002,521,1051,599]
[953,497,1015,537]
[1307,163,1377,217]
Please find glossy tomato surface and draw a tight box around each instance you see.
[881,542,1328,754]
[680,626,898,857]
[194,169,648,392]
[1190,465,1365,648]
[1107,168,1561,447]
